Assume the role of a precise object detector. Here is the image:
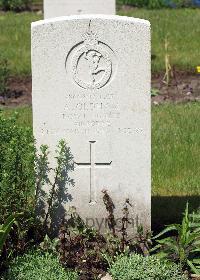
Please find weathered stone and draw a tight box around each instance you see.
[44,0,116,19]
[32,15,151,235]
[101,273,113,280]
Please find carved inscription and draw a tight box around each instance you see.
[75,141,112,204]
[38,22,144,138]
[66,21,115,90]
[62,91,120,134]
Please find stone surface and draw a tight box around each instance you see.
[32,15,151,235]
[101,273,113,280]
[44,0,116,19]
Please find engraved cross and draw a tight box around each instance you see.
[75,141,112,204]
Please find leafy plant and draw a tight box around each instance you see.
[0,214,18,254]
[0,0,32,11]
[102,189,117,237]
[148,0,165,8]
[57,194,152,279]
[0,112,37,267]
[109,254,188,280]
[151,88,160,97]
[0,112,76,261]
[152,203,200,275]
[0,55,10,98]
[39,234,59,255]
[35,140,75,234]
[3,250,78,280]
[102,192,152,258]
[0,112,35,223]
[58,207,107,279]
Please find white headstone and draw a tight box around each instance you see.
[44,0,116,19]
[32,15,151,235]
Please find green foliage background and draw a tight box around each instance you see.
[0,0,32,11]
[0,9,199,75]
[0,112,35,222]
[117,0,195,7]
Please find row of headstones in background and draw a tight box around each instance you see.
[44,0,116,19]
[32,14,151,236]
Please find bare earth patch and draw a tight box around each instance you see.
[152,71,200,104]
[0,72,200,108]
[0,76,32,107]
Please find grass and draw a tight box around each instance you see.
[0,12,41,76]
[152,102,200,227]
[1,103,200,226]
[119,8,200,73]
[32,0,42,3]
[0,8,199,75]
[152,102,200,197]
[0,7,199,225]
[2,103,200,197]
[0,106,33,127]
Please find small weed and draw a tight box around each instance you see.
[163,37,173,87]
[0,55,10,98]
[152,203,200,275]
[57,192,152,279]
[151,88,160,96]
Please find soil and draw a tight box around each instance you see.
[152,71,200,105]
[0,72,200,108]
[0,76,32,107]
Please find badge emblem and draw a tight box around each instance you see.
[66,21,115,90]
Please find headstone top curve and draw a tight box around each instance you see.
[31,14,150,29]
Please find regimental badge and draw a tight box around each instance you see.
[66,21,115,90]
